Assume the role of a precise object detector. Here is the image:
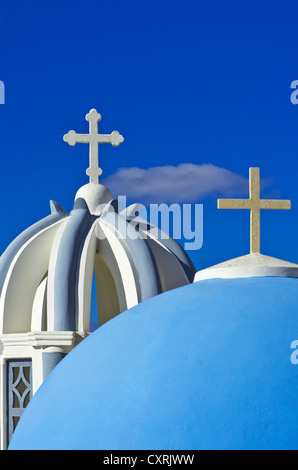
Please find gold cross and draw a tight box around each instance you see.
[218,167,291,253]
[63,109,124,184]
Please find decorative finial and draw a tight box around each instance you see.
[218,167,291,253]
[63,109,124,184]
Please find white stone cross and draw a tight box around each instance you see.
[218,167,291,253]
[63,109,124,184]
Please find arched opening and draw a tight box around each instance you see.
[94,253,121,328]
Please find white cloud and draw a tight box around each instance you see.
[102,163,249,204]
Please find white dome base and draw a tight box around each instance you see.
[195,252,298,281]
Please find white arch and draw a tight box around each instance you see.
[0,220,66,334]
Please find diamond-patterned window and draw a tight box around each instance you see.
[7,360,32,443]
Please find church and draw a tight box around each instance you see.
[1,109,298,450]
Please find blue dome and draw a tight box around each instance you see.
[9,277,298,450]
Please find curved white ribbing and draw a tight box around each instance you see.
[77,220,98,333]
[0,220,66,334]
[46,218,70,331]
[140,230,191,292]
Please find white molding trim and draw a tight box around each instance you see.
[0,331,87,349]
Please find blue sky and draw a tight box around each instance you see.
[0,0,298,272]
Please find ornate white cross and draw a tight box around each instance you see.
[63,109,124,184]
[218,167,291,253]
